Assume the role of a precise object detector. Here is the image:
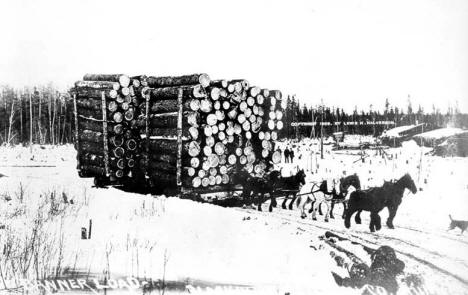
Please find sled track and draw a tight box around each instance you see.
[237,206,468,288]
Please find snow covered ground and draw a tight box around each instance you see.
[0,140,467,295]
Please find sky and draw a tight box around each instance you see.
[0,0,467,113]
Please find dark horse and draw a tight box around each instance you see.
[234,169,281,211]
[236,169,306,212]
[277,169,307,210]
[345,173,417,232]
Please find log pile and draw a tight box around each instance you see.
[73,73,284,191]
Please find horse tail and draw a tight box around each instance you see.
[449,214,453,221]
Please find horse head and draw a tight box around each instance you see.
[399,173,417,194]
[296,169,306,186]
[269,170,282,182]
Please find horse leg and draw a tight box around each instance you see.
[269,194,276,212]
[300,198,308,219]
[355,210,362,224]
[281,195,288,209]
[369,212,380,232]
[308,200,315,214]
[271,193,277,208]
[329,200,335,219]
[288,194,296,210]
[311,201,319,221]
[256,193,263,211]
[386,205,398,229]
[318,202,324,215]
[341,202,347,219]
[375,213,382,231]
[324,202,330,222]
[344,206,357,229]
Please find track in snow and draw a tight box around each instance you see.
[237,200,468,292]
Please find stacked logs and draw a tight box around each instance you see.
[73,74,143,182]
[73,73,283,191]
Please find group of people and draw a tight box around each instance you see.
[283,147,295,163]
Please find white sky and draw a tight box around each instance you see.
[0,0,467,113]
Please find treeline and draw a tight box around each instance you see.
[279,96,468,138]
[1,85,467,145]
[0,84,74,145]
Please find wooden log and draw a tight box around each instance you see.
[143,139,200,156]
[75,80,120,90]
[143,84,207,100]
[142,127,190,138]
[80,154,126,170]
[109,135,124,147]
[74,88,118,99]
[146,74,210,88]
[83,74,131,88]
[123,139,137,151]
[124,109,135,121]
[231,79,250,90]
[210,80,228,88]
[209,87,221,100]
[113,112,124,123]
[140,152,194,167]
[249,86,261,97]
[147,99,200,113]
[136,112,199,128]
[256,95,265,105]
[113,147,125,158]
[78,120,122,134]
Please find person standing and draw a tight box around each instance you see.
[290,148,295,163]
[284,148,290,163]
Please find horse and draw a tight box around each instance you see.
[294,174,361,220]
[275,169,307,211]
[344,173,417,232]
[233,169,281,211]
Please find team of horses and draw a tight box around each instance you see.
[238,168,418,232]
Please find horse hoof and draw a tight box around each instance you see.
[325,219,329,222]
[356,220,362,224]
[301,215,306,219]
[312,217,317,221]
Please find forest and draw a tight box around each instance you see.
[0,84,466,145]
